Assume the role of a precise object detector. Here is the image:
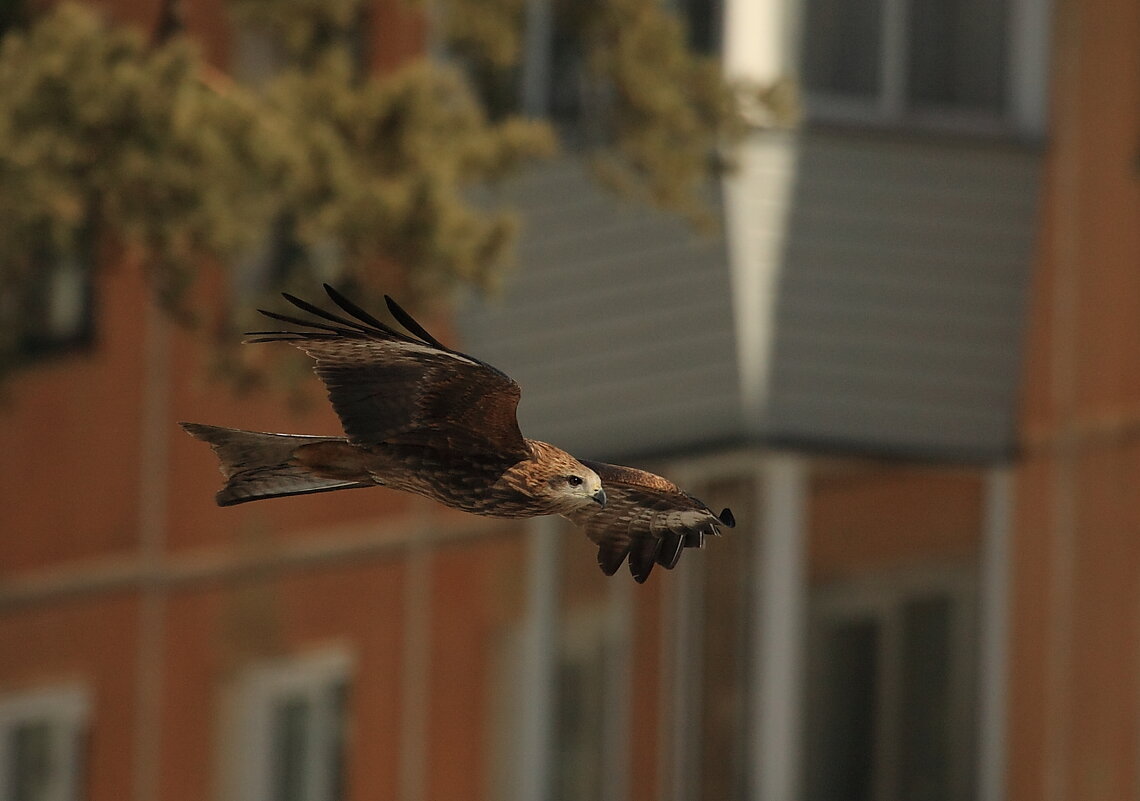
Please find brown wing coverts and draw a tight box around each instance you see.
[247,285,528,459]
[567,460,735,583]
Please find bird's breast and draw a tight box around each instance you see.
[362,445,539,518]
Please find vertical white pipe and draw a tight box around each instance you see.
[514,515,560,801]
[722,0,792,84]
[978,468,1013,801]
[751,453,808,801]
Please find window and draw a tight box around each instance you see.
[515,0,721,139]
[231,218,346,300]
[231,10,371,86]
[804,570,977,801]
[689,474,755,801]
[668,0,723,54]
[0,0,30,37]
[0,687,89,801]
[518,0,598,141]
[230,652,352,801]
[232,213,306,299]
[231,22,289,91]
[2,246,94,363]
[801,0,1012,129]
[229,21,355,299]
[552,607,627,801]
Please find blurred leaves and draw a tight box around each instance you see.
[440,0,751,226]
[259,52,554,297]
[0,1,553,382]
[442,0,528,72]
[0,3,280,303]
[577,0,745,225]
[0,0,756,384]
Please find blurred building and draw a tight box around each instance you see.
[0,2,1137,801]
[1006,0,1140,799]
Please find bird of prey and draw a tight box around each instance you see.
[180,285,734,582]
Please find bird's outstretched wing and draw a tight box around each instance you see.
[247,284,528,459]
[564,460,735,583]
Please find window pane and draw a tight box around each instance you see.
[899,596,963,801]
[553,642,607,801]
[549,2,588,127]
[907,0,1008,112]
[245,666,351,801]
[696,477,754,801]
[676,0,721,54]
[0,0,30,37]
[8,721,56,801]
[231,25,287,89]
[272,697,312,801]
[10,249,93,360]
[802,0,882,98]
[46,254,88,341]
[806,619,879,801]
[547,0,612,145]
[325,682,349,801]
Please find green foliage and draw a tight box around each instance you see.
[0,0,753,384]
[230,0,371,65]
[0,1,553,382]
[581,0,745,224]
[441,0,527,72]
[0,4,280,301]
[440,0,748,225]
[261,52,554,297]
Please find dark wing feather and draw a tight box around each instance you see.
[248,285,528,458]
[564,460,735,583]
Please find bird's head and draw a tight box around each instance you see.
[520,441,607,514]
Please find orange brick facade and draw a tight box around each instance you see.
[1009,0,1140,799]
[3,2,1139,800]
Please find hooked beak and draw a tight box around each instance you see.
[592,487,607,508]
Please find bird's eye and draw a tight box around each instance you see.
[566,475,583,487]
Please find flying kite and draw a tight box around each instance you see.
[181,285,734,582]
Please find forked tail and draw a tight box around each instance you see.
[179,423,370,506]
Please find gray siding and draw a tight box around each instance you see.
[763,132,1039,459]
[458,159,742,462]
[458,131,1041,463]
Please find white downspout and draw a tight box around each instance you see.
[978,467,1013,801]
[514,515,560,801]
[751,453,808,801]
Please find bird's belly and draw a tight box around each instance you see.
[383,475,537,518]
[365,446,536,518]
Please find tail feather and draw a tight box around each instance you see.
[179,423,370,506]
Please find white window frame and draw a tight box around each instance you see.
[226,650,354,801]
[0,686,90,801]
[799,0,1051,137]
[805,565,979,801]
